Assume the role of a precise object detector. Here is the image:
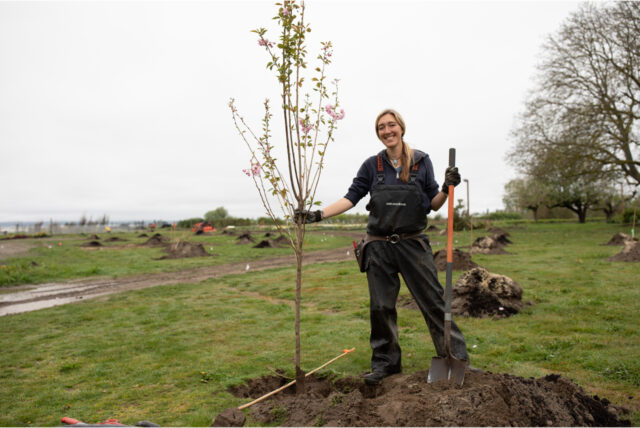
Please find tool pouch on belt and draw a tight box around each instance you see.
[354,239,367,272]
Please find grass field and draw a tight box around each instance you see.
[0,222,638,426]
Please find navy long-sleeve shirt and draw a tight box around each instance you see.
[344,149,441,214]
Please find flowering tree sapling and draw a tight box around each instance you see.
[229,0,343,393]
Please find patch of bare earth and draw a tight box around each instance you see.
[225,370,630,427]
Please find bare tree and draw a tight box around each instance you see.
[533,2,639,186]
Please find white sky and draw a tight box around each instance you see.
[0,0,580,223]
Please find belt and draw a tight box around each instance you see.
[365,231,424,245]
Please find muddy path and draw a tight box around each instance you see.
[0,246,354,317]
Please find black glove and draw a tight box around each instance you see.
[293,209,324,224]
[441,166,461,194]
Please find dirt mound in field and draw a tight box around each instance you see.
[236,232,255,245]
[223,370,629,427]
[81,240,102,247]
[137,233,149,238]
[488,226,510,236]
[158,240,210,259]
[253,239,282,249]
[603,233,638,246]
[470,236,509,255]
[105,237,126,242]
[452,267,527,318]
[88,234,100,240]
[607,240,640,262]
[143,233,169,247]
[433,248,478,271]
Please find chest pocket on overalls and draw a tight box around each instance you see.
[366,156,427,236]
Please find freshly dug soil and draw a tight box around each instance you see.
[432,248,478,271]
[236,233,255,245]
[81,240,102,247]
[104,237,126,242]
[225,370,630,427]
[137,233,149,238]
[470,236,509,255]
[604,233,638,246]
[608,240,640,262]
[488,226,510,237]
[158,241,210,260]
[452,267,527,318]
[143,233,169,247]
[253,239,281,249]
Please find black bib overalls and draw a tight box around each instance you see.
[363,156,469,374]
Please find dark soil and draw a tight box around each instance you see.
[608,241,640,262]
[137,233,149,238]
[81,240,103,247]
[487,226,510,237]
[143,233,169,247]
[224,370,630,427]
[452,267,528,318]
[253,239,282,249]
[470,236,509,255]
[604,233,638,246]
[236,233,255,245]
[104,237,126,242]
[89,234,100,240]
[158,241,211,259]
[432,248,478,271]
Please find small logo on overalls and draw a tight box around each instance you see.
[386,202,407,206]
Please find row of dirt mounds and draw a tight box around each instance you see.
[218,370,630,427]
[605,232,640,262]
[235,232,289,249]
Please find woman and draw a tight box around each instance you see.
[298,109,469,385]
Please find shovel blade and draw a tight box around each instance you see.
[427,356,467,386]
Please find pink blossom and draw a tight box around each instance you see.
[251,162,261,176]
[282,8,290,16]
[299,118,313,134]
[258,38,275,48]
[242,169,251,177]
[324,105,345,121]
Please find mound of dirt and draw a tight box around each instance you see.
[607,240,640,262]
[104,237,126,242]
[236,232,255,245]
[81,240,103,247]
[488,226,510,237]
[604,233,638,246]
[433,248,478,271]
[223,370,629,427]
[253,239,282,249]
[89,234,100,240]
[143,233,169,247]
[452,267,526,318]
[137,233,149,238]
[158,241,210,259]
[470,236,509,255]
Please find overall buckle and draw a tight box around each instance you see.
[388,234,400,244]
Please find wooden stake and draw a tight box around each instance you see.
[237,348,355,410]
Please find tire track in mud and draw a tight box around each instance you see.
[0,246,354,316]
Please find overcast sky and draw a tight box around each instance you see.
[0,0,580,223]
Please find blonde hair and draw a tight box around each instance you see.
[375,109,414,183]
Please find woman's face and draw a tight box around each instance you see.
[377,113,403,151]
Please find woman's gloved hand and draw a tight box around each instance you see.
[293,209,324,224]
[441,166,461,194]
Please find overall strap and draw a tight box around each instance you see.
[409,161,419,183]
[376,154,385,184]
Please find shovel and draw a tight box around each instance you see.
[427,147,467,386]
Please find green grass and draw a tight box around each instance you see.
[0,221,639,426]
[0,228,354,287]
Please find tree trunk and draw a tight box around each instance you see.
[294,226,305,394]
